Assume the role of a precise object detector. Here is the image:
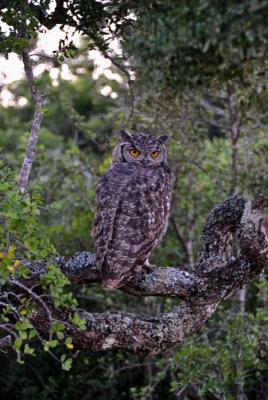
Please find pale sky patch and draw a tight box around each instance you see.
[100,85,112,96]
[0,24,123,105]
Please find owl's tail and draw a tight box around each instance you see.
[101,270,131,290]
[101,279,123,290]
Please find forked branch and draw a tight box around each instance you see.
[2,196,266,353]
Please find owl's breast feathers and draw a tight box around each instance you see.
[92,163,172,289]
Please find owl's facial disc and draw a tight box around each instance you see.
[118,132,168,165]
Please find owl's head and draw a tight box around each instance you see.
[113,130,169,166]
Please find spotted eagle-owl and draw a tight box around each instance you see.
[92,130,172,289]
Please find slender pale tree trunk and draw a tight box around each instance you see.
[18,48,47,193]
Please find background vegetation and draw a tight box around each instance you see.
[0,1,267,399]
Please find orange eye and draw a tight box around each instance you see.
[129,148,140,157]
[150,150,160,158]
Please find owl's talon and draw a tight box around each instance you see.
[143,261,156,273]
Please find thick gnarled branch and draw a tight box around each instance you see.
[1,196,268,353]
[25,197,266,304]
[32,301,219,353]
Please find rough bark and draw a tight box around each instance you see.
[1,196,267,354]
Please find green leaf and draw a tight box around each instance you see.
[72,312,86,330]
[24,343,35,355]
[61,357,73,371]
[14,338,22,351]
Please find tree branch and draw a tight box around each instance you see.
[27,1,76,30]
[32,299,219,353]
[1,196,264,354]
[18,48,48,194]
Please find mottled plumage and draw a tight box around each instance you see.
[92,130,172,289]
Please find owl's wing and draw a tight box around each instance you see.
[92,170,122,269]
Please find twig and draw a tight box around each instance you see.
[11,280,53,339]
[170,217,189,257]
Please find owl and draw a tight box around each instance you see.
[92,130,172,289]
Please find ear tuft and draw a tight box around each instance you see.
[158,134,169,144]
[118,130,132,142]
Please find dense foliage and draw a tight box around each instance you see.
[0,1,267,399]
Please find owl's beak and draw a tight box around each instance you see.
[142,157,150,166]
